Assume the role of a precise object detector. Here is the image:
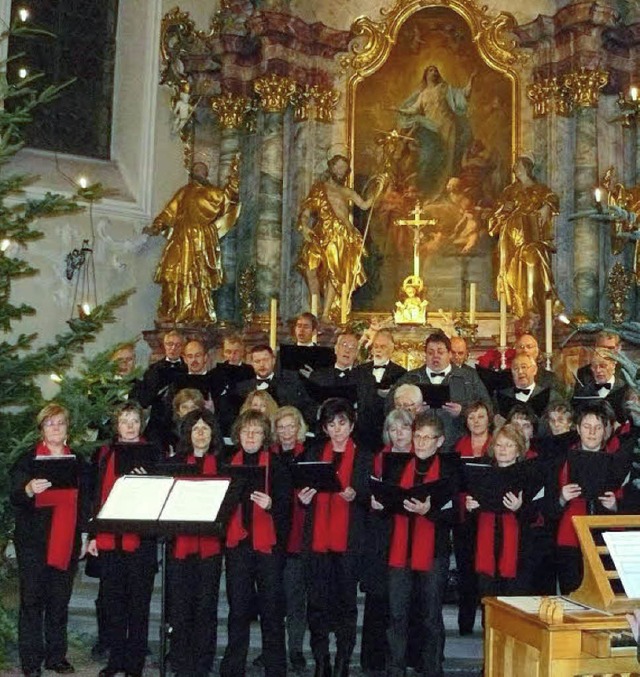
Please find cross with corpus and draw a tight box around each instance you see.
[394,201,437,278]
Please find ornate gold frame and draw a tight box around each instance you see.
[342,0,524,166]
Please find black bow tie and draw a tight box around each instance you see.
[430,372,445,378]
[597,382,612,391]
[257,377,272,382]
[515,387,531,395]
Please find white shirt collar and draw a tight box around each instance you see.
[427,364,451,380]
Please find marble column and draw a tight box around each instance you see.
[564,68,608,319]
[253,74,297,312]
[210,93,251,322]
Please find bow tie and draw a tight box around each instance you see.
[335,368,350,378]
[372,365,387,371]
[597,382,612,391]
[515,387,532,395]
[430,372,445,378]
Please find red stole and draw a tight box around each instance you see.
[311,438,357,553]
[173,454,222,559]
[226,449,276,554]
[556,460,587,548]
[475,512,519,578]
[273,443,306,554]
[33,442,78,571]
[95,446,140,553]
[388,454,440,572]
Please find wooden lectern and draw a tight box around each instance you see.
[484,515,640,677]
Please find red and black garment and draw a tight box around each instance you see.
[388,454,441,572]
[226,449,277,554]
[310,438,357,554]
[173,454,222,559]
[455,434,491,522]
[271,442,306,554]
[95,445,141,553]
[33,441,79,571]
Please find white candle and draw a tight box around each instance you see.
[631,86,638,102]
[469,283,477,325]
[311,294,318,318]
[341,283,348,325]
[499,292,507,347]
[269,298,277,351]
[545,297,553,356]
[594,187,602,204]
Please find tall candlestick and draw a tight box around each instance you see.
[499,292,507,348]
[469,282,477,325]
[341,283,348,325]
[311,294,318,318]
[413,250,419,278]
[545,297,553,357]
[269,298,278,351]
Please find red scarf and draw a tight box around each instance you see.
[173,454,222,559]
[475,511,519,578]
[272,443,306,554]
[95,446,140,552]
[388,454,440,571]
[33,442,78,571]
[455,435,491,521]
[226,449,276,554]
[556,460,587,548]
[311,438,357,553]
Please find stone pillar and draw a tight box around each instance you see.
[563,67,608,319]
[210,93,252,322]
[253,74,297,312]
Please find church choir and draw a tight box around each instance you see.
[10,322,640,677]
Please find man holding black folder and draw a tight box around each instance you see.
[391,331,490,449]
[572,349,627,422]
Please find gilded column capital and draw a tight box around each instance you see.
[210,93,252,129]
[290,85,312,122]
[254,73,297,113]
[527,79,553,118]
[310,86,340,123]
[563,67,609,108]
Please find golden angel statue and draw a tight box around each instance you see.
[488,156,561,319]
[394,275,428,325]
[296,153,377,321]
[146,157,240,324]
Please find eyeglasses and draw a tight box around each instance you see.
[276,424,297,432]
[43,419,67,428]
[413,432,440,442]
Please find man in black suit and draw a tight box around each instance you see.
[235,344,317,425]
[450,336,471,370]
[293,312,318,346]
[575,331,622,386]
[514,333,559,390]
[138,330,187,447]
[392,331,490,450]
[495,353,563,420]
[573,348,628,422]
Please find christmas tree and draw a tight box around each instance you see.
[0,18,133,663]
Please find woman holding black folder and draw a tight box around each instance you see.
[361,408,414,673]
[465,423,527,598]
[453,400,492,636]
[167,408,224,677]
[10,403,85,677]
[220,409,290,677]
[87,401,158,677]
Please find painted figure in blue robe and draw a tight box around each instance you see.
[398,65,476,198]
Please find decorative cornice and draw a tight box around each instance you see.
[563,67,608,108]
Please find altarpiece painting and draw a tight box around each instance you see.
[349,3,517,317]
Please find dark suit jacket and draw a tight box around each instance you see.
[392,365,491,450]
[572,374,628,422]
[235,370,318,427]
[355,360,407,389]
[495,383,563,418]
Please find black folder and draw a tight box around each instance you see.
[462,461,528,513]
[416,383,451,409]
[222,464,267,494]
[568,450,616,500]
[114,443,160,476]
[172,372,213,398]
[571,387,628,424]
[279,345,335,372]
[291,461,342,492]
[368,476,453,514]
[304,380,359,406]
[475,366,513,396]
[380,452,413,482]
[32,455,79,489]
[154,462,212,478]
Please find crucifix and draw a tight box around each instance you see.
[394,201,437,278]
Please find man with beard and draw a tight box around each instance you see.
[296,154,374,321]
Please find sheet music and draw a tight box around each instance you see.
[496,596,602,614]
[98,476,174,521]
[602,531,640,598]
[158,479,231,522]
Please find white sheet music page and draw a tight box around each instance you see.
[98,476,174,521]
[158,478,231,522]
[602,531,640,598]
